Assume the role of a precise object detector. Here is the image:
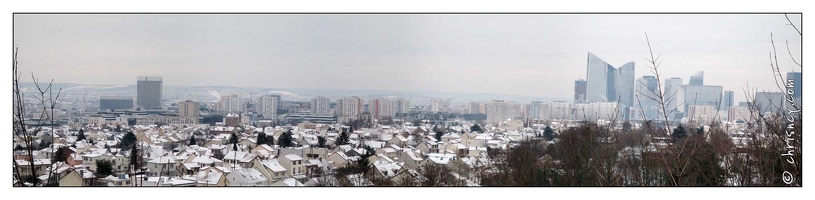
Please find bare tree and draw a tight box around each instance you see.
[13,47,63,186]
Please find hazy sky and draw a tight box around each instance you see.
[13,14,801,103]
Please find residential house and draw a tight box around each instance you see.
[66,153,83,166]
[145,156,179,177]
[14,159,51,180]
[252,158,288,183]
[326,152,350,168]
[181,168,228,186]
[387,135,408,148]
[58,168,95,186]
[271,178,305,186]
[416,141,439,155]
[278,154,305,178]
[227,168,268,186]
[398,149,424,170]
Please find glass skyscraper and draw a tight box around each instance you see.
[574,79,587,104]
[663,77,683,119]
[585,53,634,120]
[529,101,542,118]
[755,91,785,115]
[689,71,704,86]
[677,85,723,114]
[635,76,659,120]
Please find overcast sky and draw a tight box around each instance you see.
[13,14,801,103]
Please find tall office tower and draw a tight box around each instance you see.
[786,72,802,110]
[337,96,363,123]
[585,53,635,104]
[178,100,200,123]
[311,96,331,116]
[689,71,704,86]
[137,76,163,109]
[721,91,734,114]
[574,79,587,103]
[529,101,543,118]
[635,76,660,120]
[430,99,444,113]
[99,96,134,111]
[396,98,411,114]
[677,85,723,115]
[258,95,281,119]
[616,62,636,120]
[664,77,684,117]
[220,94,244,113]
[754,92,785,115]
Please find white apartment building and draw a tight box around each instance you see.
[219,94,244,113]
[311,96,331,116]
[337,96,363,123]
[258,95,281,119]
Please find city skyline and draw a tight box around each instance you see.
[13,14,801,104]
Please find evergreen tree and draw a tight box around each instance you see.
[336,131,350,146]
[353,144,375,174]
[229,133,239,144]
[256,132,268,145]
[77,128,86,141]
[622,121,632,132]
[121,131,137,149]
[232,143,238,151]
[129,141,140,171]
[189,135,196,146]
[696,126,704,134]
[95,159,114,177]
[278,130,294,148]
[39,141,51,149]
[672,124,688,143]
[14,144,23,151]
[543,125,555,141]
[53,146,70,162]
[470,124,483,133]
[435,131,443,142]
[317,136,327,148]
